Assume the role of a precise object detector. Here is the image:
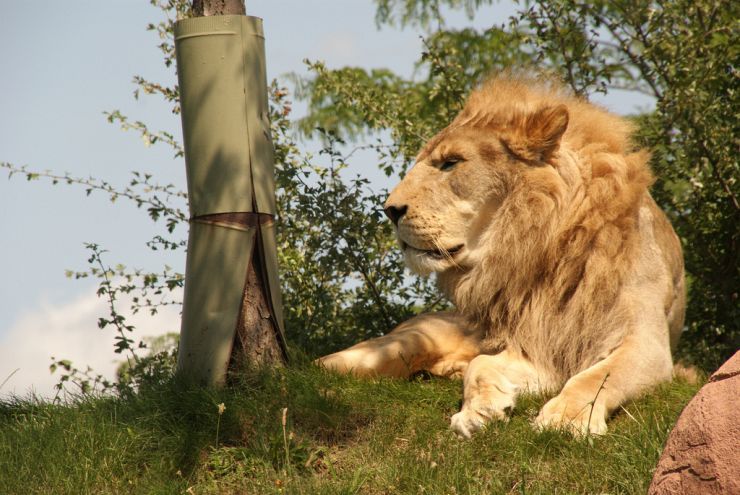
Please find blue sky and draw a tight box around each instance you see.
[0,1,652,397]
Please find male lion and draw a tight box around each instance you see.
[318,77,685,437]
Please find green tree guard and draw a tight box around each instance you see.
[175,0,287,386]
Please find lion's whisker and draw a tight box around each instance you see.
[431,236,461,269]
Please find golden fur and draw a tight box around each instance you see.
[319,76,685,436]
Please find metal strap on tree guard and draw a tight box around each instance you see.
[175,14,286,386]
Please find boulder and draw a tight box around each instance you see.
[649,351,739,494]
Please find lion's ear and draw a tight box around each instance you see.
[505,104,569,163]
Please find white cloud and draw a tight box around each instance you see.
[0,288,181,399]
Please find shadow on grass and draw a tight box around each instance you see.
[118,359,379,478]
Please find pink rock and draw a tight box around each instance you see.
[649,351,740,495]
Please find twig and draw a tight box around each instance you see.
[586,372,610,434]
[0,368,19,391]
[282,407,292,475]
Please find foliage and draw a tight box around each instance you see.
[297,26,533,175]
[0,363,702,494]
[272,95,446,352]
[374,0,494,28]
[47,244,182,398]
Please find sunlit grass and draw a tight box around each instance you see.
[0,361,700,494]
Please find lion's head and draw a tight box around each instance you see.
[386,77,640,274]
[385,85,572,276]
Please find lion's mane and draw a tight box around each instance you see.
[436,77,664,383]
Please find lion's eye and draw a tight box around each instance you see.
[439,159,459,171]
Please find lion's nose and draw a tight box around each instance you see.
[384,204,408,226]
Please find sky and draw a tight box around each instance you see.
[0,1,653,398]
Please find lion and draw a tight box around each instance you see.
[318,76,686,437]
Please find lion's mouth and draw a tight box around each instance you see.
[402,242,464,260]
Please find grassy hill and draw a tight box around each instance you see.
[0,362,700,494]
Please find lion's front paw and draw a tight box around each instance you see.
[450,396,513,438]
[534,394,607,436]
[450,409,489,438]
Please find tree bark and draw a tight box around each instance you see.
[192,0,245,16]
[231,235,285,369]
[190,0,286,372]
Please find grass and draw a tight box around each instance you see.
[0,358,701,495]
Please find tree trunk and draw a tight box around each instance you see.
[186,0,287,371]
[192,0,246,16]
[231,230,286,369]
